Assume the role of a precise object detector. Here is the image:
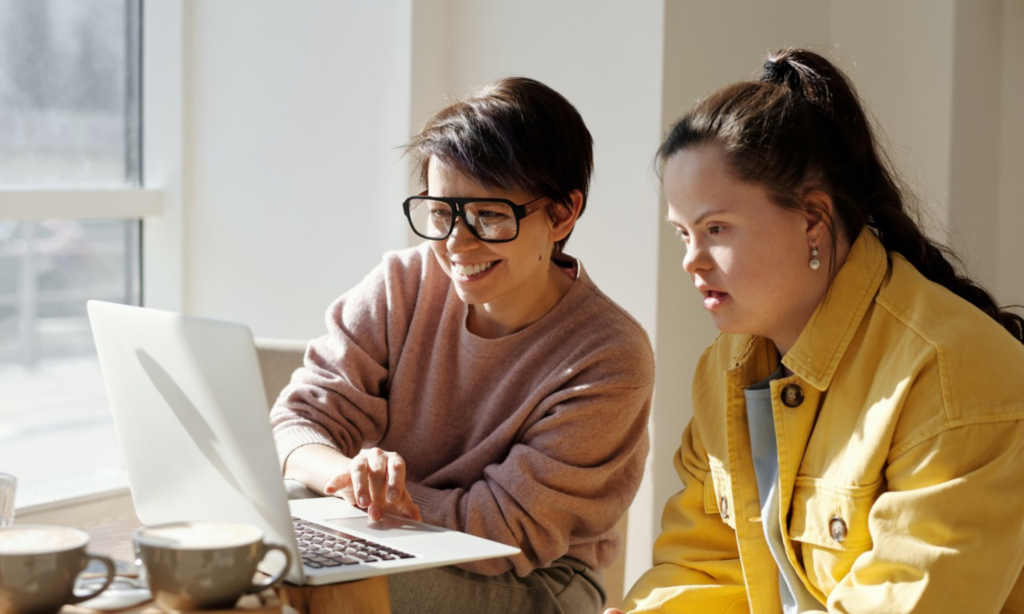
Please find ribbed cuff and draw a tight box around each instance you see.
[405,481,447,523]
[274,426,338,470]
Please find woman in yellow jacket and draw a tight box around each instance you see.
[613,48,1024,613]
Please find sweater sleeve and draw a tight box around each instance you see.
[407,346,654,577]
[269,253,414,467]
[620,421,749,614]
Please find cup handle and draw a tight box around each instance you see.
[67,553,117,605]
[246,543,292,594]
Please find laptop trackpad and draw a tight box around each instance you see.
[325,516,445,538]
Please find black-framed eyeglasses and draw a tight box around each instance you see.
[402,194,547,243]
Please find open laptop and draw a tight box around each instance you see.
[86,300,519,586]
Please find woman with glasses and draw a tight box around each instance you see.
[608,48,1024,614]
[270,76,655,614]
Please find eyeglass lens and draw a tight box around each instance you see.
[406,198,519,241]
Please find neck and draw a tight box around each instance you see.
[772,231,853,357]
[467,261,573,339]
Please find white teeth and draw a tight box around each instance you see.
[452,261,494,277]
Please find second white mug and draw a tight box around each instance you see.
[133,521,291,611]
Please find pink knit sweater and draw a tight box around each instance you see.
[270,243,654,576]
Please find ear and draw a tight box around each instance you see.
[802,189,835,247]
[550,190,584,243]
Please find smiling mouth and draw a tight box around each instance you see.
[452,261,496,277]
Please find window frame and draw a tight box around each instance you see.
[0,189,162,219]
[3,0,184,526]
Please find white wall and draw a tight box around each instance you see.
[178,0,413,339]
[832,0,1023,307]
[948,0,1002,290]
[998,0,1024,304]
[142,0,185,313]
[831,0,957,240]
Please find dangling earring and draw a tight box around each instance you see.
[809,246,820,271]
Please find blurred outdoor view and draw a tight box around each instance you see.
[0,0,140,508]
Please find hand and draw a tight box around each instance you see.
[604,609,626,614]
[323,448,421,522]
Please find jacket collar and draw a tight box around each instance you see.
[784,228,887,390]
[730,228,888,391]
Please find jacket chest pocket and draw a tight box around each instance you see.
[788,476,883,595]
[704,463,737,530]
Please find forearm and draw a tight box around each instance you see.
[623,564,748,614]
[623,426,748,613]
[270,264,396,467]
[282,443,351,494]
[409,384,652,575]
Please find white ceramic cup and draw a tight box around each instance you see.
[0,524,116,614]
[133,521,291,612]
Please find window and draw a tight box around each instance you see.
[0,0,144,510]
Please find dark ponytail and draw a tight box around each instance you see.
[659,48,1023,343]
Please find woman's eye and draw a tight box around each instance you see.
[708,225,724,235]
[477,210,510,221]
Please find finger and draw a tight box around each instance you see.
[397,494,421,522]
[322,471,352,497]
[349,456,370,509]
[386,454,407,503]
[365,450,389,521]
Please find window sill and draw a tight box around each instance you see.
[15,486,137,530]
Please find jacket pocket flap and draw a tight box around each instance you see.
[705,463,736,529]
[789,476,881,551]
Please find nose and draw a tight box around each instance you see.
[445,216,478,253]
[681,239,708,276]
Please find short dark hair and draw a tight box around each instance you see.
[406,76,593,256]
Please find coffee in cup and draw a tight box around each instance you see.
[0,524,116,614]
[133,521,291,612]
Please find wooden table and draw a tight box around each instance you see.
[85,520,391,614]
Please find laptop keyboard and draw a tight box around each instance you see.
[292,518,417,569]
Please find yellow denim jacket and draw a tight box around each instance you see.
[624,229,1024,613]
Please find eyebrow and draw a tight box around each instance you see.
[666,207,731,227]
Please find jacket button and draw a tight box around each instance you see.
[781,384,804,408]
[829,517,847,543]
[719,496,730,520]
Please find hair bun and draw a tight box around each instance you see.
[760,59,794,84]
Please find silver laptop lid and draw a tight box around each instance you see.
[87,300,304,582]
